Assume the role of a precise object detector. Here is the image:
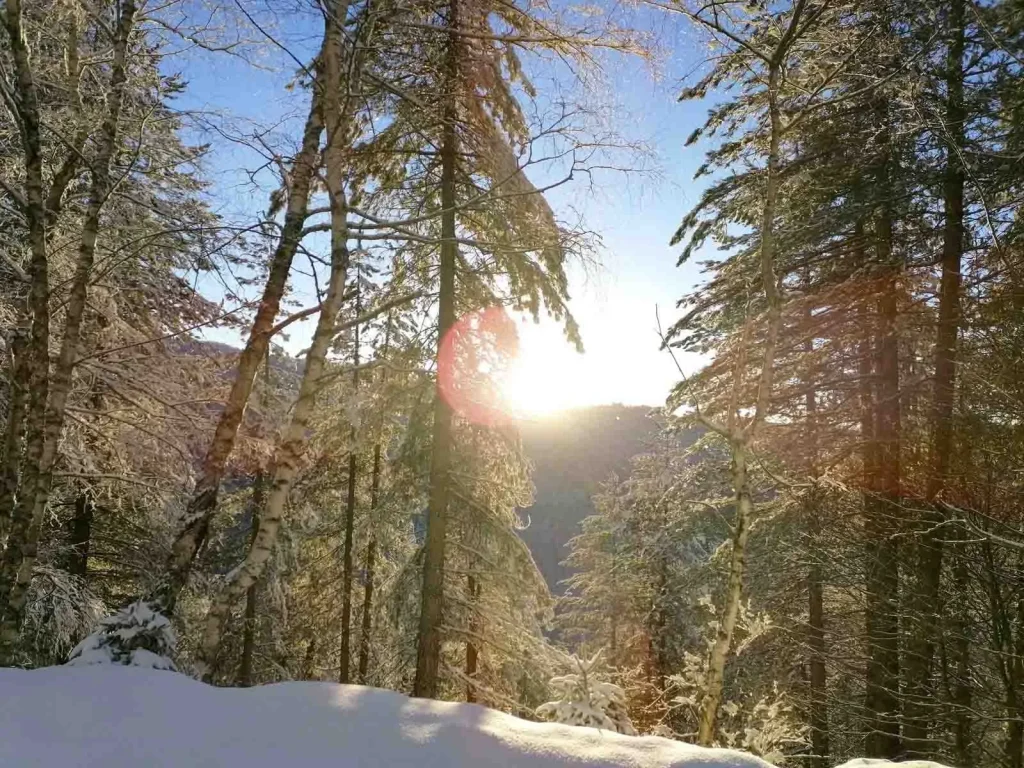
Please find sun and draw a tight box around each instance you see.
[500,319,587,418]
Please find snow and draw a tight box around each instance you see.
[66,600,176,670]
[0,665,780,768]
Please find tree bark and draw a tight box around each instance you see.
[696,32,786,744]
[904,1,965,757]
[237,471,267,687]
[1008,594,1024,768]
[339,291,361,684]
[301,636,318,680]
[197,214,352,680]
[0,327,28,540]
[863,112,902,759]
[465,573,479,703]
[698,441,753,745]
[195,0,356,677]
[0,0,53,625]
[0,0,138,649]
[952,540,973,766]
[357,442,382,683]
[805,378,829,768]
[414,0,460,699]
[152,69,325,616]
[66,489,94,579]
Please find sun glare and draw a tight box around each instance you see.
[500,319,588,418]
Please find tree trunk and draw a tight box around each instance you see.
[1009,593,1024,768]
[237,471,267,687]
[0,327,28,540]
[66,489,94,579]
[237,561,259,687]
[805,380,829,768]
[0,0,138,649]
[413,0,460,699]
[465,573,479,703]
[339,292,361,684]
[301,637,318,680]
[904,1,965,757]
[357,442,382,683]
[696,43,784,746]
[195,0,355,677]
[153,91,324,615]
[698,441,753,745]
[952,540,973,766]
[863,119,902,758]
[197,219,352,680]
[0,0,53,625]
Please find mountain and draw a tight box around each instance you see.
[517,405,660,595]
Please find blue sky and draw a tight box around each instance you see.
[171,2,716,410]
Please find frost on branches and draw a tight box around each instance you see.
[666,597,805,763]
[537,651,637,735]
[67,600,176,670]
[23,565,104,664]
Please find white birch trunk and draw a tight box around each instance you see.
[195,0,356,676]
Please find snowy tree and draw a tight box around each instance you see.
[67,600,176,671]
[537,651,636,736]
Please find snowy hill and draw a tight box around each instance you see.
[0,666,778,768]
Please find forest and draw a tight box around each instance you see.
[0,0,1022,767]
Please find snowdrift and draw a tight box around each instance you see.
[0,666,779,768]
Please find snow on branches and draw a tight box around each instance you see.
[537,650,636,736]
[67,600,176,670]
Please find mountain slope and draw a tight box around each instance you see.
[517,405,660,594]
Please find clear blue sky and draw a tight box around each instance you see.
[171,2,716,410]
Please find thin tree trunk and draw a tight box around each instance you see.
[1008,594,1024,768]
[357,442,382,683]
[465,572,479,703]
[43,13,85,230]
[904,1,965,757]
[66,489,94,579]
[698,443,754,744]
[696,37,785,745]
[413,0,460,698]
[153,92,324,615]
[610,608,618,662]
[237,471,267,687]
[0,327,28,538]
[339,289,362,684]
[195,0,356,678]
[197,221,351,680]
[0,0,138,649]
[805,376,829,768]
[358,319,390,684]
[301,636,318,680]
[655,554,670,691]
[952,538,973,766]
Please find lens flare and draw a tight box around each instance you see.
[437,306,520,426]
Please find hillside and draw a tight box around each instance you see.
[517,405,660,594]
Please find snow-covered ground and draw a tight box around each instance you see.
[0,666,780,768]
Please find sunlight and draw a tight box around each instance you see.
[500,319,590,418]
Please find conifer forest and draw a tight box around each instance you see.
[1,0,1023,766]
